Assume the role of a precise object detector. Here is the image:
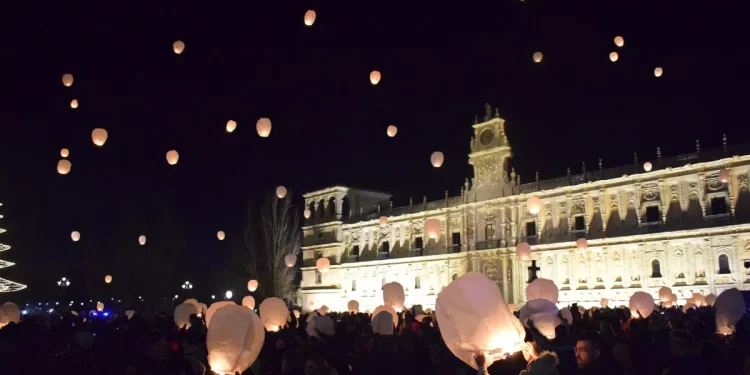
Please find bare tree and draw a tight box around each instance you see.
[243,193,301,303]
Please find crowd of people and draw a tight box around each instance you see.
[0,301,748,375]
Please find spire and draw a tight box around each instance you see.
[483,103,492,122]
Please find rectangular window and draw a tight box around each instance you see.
[574,216,586,231]
[351,245,360,256]
[452,232,461,246]
[381,241,390,253]
[485,223,495,240]
[526,221,537,237]
[645,206,660,223]
[315,271,322,284]
[414,237,423,249]
[711,197,728,215]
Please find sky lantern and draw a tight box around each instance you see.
[173,40,185,54]
[526,196,541,215]
[654,67,663,78]
[369,70,382,85]
[104,275,113,284]
[629,291,655,318]
[217,231,225,240]
[259,297,289,332]
[303,209,311,219]
[57,159,71,175]
[70,99,79,109]
[316,257,330,273]
[62,73,74,87]
[519,299,558,327]
[614,36,624,47]
[205,301,237,328]
[600,298,609,307]
[166,150,179,165]
[284,254,296,267]
[526,278,559,304]
[60,148,70,158]
[719,168,730,183]
[430,151,445,168]
[242,295,256,310]
[576,238,588,251]
[533,52,543,63]
[425,218,441,239]
[247,279,259,292]
[516,242,531,261]
[373,311,395,335]
[609,52,619,62]
[347,300,359,313]
[96,302,104,312]
[184,298,201,313]
[692,293,707,307]
[256,117,272,137]
[304,10,316,26]
[0,302,20,329]
[207,305,264,374]
[386,125,398,137]
[91,128,108,146]
[226,120,237,133]
[705,293,717,306]
[528,311,561,339]
[658,287,673,302]
[379,216,389,226]
[436,272,525,369]
[643,162,652,172]
[174,303,199,329]
[71,231,80,242]
[715,288,744,334]
[276,186,287,199]
[372,305,398,327]
[382,282,405,310]
[138,235,146,245]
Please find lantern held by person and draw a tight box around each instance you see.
[715,288,744,334]
[174,302,199,329]
[259,297,289,332]
[205,301,237,328]
[348,300,359,313]
[629,291,655,318]
[207,305,264,374]
[600,298,609,307]
[382,282,405,310]
[525,278,559,304]
[371,305,398,328]
[658,287,672,302]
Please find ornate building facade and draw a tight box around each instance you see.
[299,105,750,312]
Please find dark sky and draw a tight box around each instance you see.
[0,1,747,301]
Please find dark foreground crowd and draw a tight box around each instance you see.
[0,303,748,375]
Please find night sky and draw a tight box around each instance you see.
[0,1,747,301]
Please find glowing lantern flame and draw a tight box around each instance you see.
[614,36,624,47]
[609,52,619,62]
[386,125,398,137]
[369,70,381,85]
[96,302,104,312]
[166,150,179,165]
[91,128,108,146]
[256,117,272,137]
[533,52,543,63]
[430,151,444,168]
[57,159,71,175]
[304,10,316,26]
[259,297,289,332]
[62,74,74,87]
[226,120,237,133]
[173,40,185,54]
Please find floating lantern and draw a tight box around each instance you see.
[526,196,542,215]
[437,272,525,369]
[372,311,395,335]
[654,67,663,78]
[643,162,652,172]
[600,298,609,307]
[533,52,543,63]
[104,275,112,284]
[293,310,300,319]
[62,74,74,87]
[0,302,20,329]
[386,125,398,137]
[692,293,707,307]
[519,299,558,327]
[91,128,108,146]
[217,231,225,240]
[70,99,78,109]
[529,311,561,339]
[430,151,444,168]
[347,300,359,313]
[658,287,673,302]
[259,297,289,332]
[614,36,624,47]
[705,294,716,306]
[304,10,316,26]
[609,52,619,62]
[629,291,655,318]
[276,186,287,199]
[369,70,381,85]
[247,280,259,292]
[57,159,71,175]
[96,302,104,312]
[526,278,559,304]
[184,298,201,312]
[174,302,199,329]
[207,305,264,375]
[316,258,330,273]
[166,150,179,165]
[242,295,256,310]
[256,117,272,137]
[576,238,588,251]
[516,242,531,261]
[425,218,441,239]
[382,282,405,310]
[719,168,730,183]
[284,254,296,267]
[60,148,69,158]
[138,235,146,245]
[173,40,185,54]
[205,301,237,328]
[372,305,398,328]
[226,120,237,133]
[379,216,389,226]
[71,231,80,242]
[303,209,311,219]
[715,288,744,334]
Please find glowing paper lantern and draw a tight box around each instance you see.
[96,302,104,312]
[425,218,441,239]
[379,216,389,226]
[705,294,716,306]
[628,291,655,318]
[316,257,330,273]
[184,298,201,313]
[654,67,663,78]
[60,148,70,157]
[715,288,744,334]
[576,238,588,251]
[62,73,74,87]
[516,242,531,261]
[166,150,179,165]
[256,117,272,137]
[643,162,652,172]
[614,36,624,47]
[719,168,730,183]
[372,305,398,328]
[70,99,79,109]
[205,301,237,328]
[560,307,573,324]
[306,315,334,339]
[284,254,296,267]
[304,10,316,26]
[531,51,543,63]
[600,298,609,307]
[692,293,707,307]
[104,275,112,284]
[369,70,381,85]
[276,186,287,199]
[173,40,185,54]
[259,297,289,332]
[658,287,673,302]
[217,231,225,240]
[57,159,71,175]
[529,311,561,339]
[304,209,311,219]
[347,300,359,313]
[71,231,80,242]
[383,282,405,310]
[293,310,300,319]
[436,272,525,369]
[125,310,135,320]
[0,302,21,329]
[247,279,259,292]
[373,311,395,335]
[226,120,237,133]
[198,303,208,316]
[526,278,559,303]
[430,151,444,168]
[207,305,264,374]
[526,196,542,215]
[138,235,146,245]
[609,52,619,62]
[386,125,398,137]
[241,295,256,310]
[174,302,199,329]
[91,128,108,146]
[518,299,558,327]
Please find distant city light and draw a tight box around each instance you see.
[225,290,233,299]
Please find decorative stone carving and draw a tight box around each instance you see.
[572,198,585,215]
[688,182,699,199]
[545,203,553,218]
[591,197,601,213]
[411,220,423,234]
[670,185,680,201]
[641,183,660,201]
[738,173,748,191]
[474,154,503,188]
[559,202,568,216]
[627,191,636,207]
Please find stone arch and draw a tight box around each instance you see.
[342,197,351,219]
[718,253,731,274]
[351,280,357,291]
[415,276,421,289]
[316,199,325,219]
[650,259,662,278]
[326,197,336,219]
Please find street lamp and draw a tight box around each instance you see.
[56,277,71,288]
[181,281,193,290]
[225,290,233,299]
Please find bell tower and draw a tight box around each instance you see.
[468,103,514,202]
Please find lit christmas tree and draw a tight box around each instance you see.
[0,203,26,292]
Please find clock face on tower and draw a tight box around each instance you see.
[480,129,494,145]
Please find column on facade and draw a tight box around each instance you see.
[501,252,510,299]
[658,180,667,223]
[499,208,507,247]
[510,206,518,246]
[728,168,736,216]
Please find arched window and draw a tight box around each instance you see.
[315,271,322,284]
[718,254,731,274]
[415,276,421,289]
[651,260,662,278]
[381,278,386,289]
[452,273,458,281]
[351,280,356,291]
